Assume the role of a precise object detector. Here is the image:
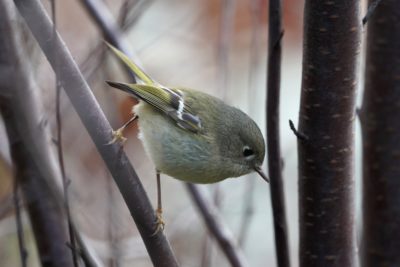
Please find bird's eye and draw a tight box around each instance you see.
[242,146,254,158]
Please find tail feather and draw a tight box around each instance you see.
[105,42,155,86]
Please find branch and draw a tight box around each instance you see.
[12,0,178,266]
[50,1,79,265]
[360,0,400,265]
[80,0,137,82]
[289,119,308,141]
[266,0,290,266]
[362,0,383,26]
[186,184,248,267]
[298,0,360,266]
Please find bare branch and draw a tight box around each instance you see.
[298,0,361,266]
[186,184,248,267]
[360,0,400,265]
[266,0,290,266]
[80,0,137,82]
[50,1,79,265]
[362,0,383,26]
[12,0,178,265]
[289,120,308,141]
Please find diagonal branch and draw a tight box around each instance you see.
[80,0,137,82]
[186,184,248,267]
[12,0,178,266]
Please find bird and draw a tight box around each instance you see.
[106,43,268,233]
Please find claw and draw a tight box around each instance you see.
[107,127,127,145]
[151,208,165,236]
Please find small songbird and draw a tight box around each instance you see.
[106,44,268,232]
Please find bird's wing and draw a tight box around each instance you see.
[106,42,202,132]
[106,82,202,133]
[106,43,202,133]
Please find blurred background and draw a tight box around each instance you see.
[0,0,365,266]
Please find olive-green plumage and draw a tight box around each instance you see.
[106,44,267,183]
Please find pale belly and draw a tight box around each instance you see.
[133,102,238,183]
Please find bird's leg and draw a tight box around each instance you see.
[108,115,138,144]
[152,170,165,235]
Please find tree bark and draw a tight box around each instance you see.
[360,1,400,266]
[266,0,290,266]
[298,1,361,266]
[1,104,74,267]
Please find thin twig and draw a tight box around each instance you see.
[13,0,178,265]
[362,0,384,26]
[80,0,151,82]
[117,0,136,26]
[50,2,79,266]
[121,0,153,31]
[186,184,248,267]
[80,0,137,82]
[289,119,308,141]
[12,177,28,267]
[267,0,290,266]
[71,222,98,267]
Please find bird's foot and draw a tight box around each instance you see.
[152,208,165,236]
[107,127,127,145]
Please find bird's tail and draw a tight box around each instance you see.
[106,42,155,86]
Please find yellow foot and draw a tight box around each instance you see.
[107,127,127,145]
[152,209,165,236]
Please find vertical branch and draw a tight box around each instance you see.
[12,0,178,266]
[266,0,290,266]
[50,2,78,266]
[360,0,400,266]
[298,0,361,266]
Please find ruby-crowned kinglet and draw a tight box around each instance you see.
[106,44,268,183]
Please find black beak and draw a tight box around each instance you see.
[255,167,269,183]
